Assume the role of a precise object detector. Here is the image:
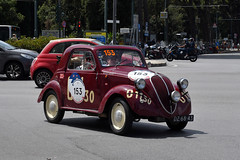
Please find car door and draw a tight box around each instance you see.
[61,49,101,111]
[48,41,97,72]
[0,48,8,73]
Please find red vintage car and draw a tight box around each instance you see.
[37,45,194,135]
[30,38,103,88]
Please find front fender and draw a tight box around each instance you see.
[98,85,136,113]
[37,80,63,106]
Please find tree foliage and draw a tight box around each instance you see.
[3,0,240,43]
[0,0,24,25]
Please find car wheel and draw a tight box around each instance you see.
[34,69,52,88]
[166,119,188,130]
[109,98,133,135]
[44,90,65,123]
[166,54,173,61]
[5,62,23,79]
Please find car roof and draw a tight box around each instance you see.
[64,44,141,54]
[58,44,144,71]
[49,38,98,43]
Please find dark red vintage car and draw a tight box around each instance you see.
[38,45,194,135]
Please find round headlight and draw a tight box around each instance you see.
[135,78,146,90]
[171,91,181,103]
[177,78,188,90]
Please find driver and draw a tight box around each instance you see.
[106,56,117,66]
[178,38,190,57]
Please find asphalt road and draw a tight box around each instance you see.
[0,53,240,160]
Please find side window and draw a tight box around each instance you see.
[49,43,66,54]
[49,42,94,54]
[68,50,95,71]
[69,42,93,46]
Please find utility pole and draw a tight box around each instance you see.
[34,0,38,37]
[112,0,117,44]
[104,0,107,42]
[57,0,62,38]
[104,0,107,32]
[164,0,168,44]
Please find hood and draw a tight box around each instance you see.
[8,48,38,57]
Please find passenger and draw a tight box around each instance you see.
[189,38,195,55]
[178,38,190,57]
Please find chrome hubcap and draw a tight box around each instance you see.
[46,95,58,119]
[111,103,126,130]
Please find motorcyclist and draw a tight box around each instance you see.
[188,38,195,55]
[177,38,190,57]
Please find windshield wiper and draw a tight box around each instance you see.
[115,59,127,67]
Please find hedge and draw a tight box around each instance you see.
[7,36,58,53]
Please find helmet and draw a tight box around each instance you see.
[189,38,194,41]
[183,38,188,41]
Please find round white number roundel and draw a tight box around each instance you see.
[128,70,155,81]
[68,73,85,104]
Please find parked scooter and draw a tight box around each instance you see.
[147,44,166,59]
[166,44,198,62]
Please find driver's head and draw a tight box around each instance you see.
[107,56,117,66]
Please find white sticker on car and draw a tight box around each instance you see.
[128,70,155,81]
[68,73,85,104]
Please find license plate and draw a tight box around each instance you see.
[173,115,194,122]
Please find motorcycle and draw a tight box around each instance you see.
[166,44,198,62]
[147,44,166,59]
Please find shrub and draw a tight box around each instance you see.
[7,36,58,53]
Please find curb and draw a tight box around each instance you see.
[145,59,167,67]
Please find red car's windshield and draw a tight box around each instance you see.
[97,49,146,67]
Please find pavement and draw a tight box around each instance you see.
[145,58,167,67]
[144,48,240,67]
[220,48,240,53]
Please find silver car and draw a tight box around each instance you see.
[0,40,38,79]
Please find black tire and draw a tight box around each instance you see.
[166,119,188,130]
[5,62,23,79]
[109,97,133,135]
[44,90,65,123]
[166,54,173,61]
[34,69,52,88]
[147,54,152,59]
[190,55,197,62]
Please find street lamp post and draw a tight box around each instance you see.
[104,0,107,44]
[112,0,117,44]
[34,0,38,37]
[164,0,168,44]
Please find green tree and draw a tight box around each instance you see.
[61,0,86,36]
[0,0,24,25]
[38,0,57,30]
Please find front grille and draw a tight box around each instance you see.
[150,74,176,114]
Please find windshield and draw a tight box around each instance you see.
[0,40,16,50]
[97,49,146,67]
[92,40,104,45]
